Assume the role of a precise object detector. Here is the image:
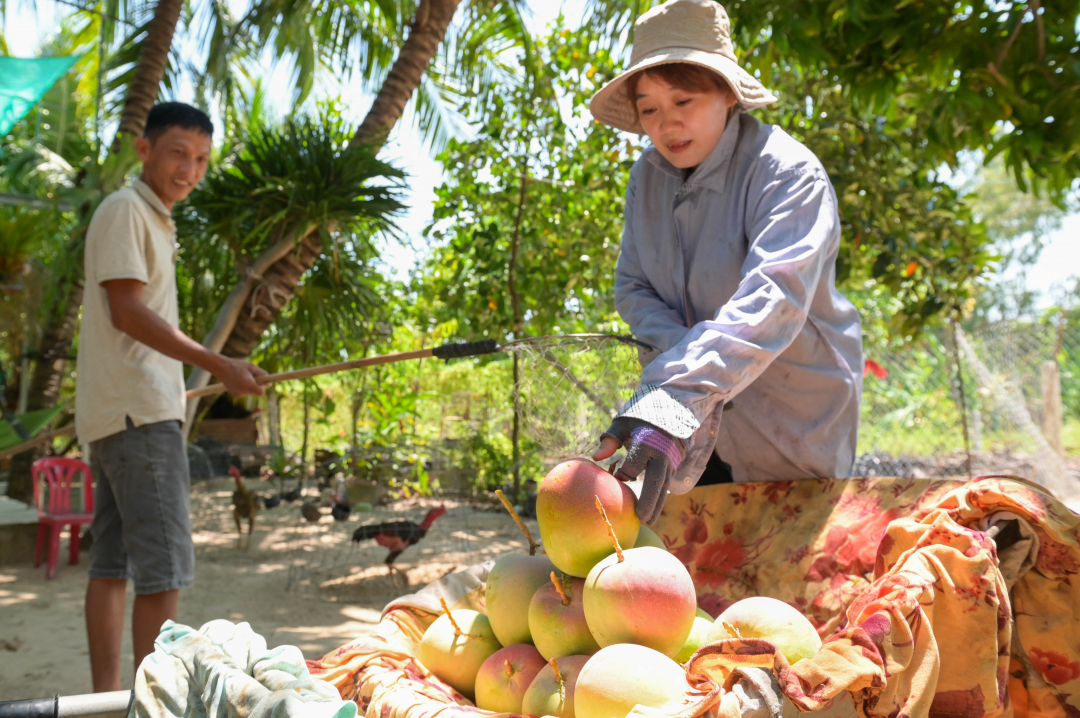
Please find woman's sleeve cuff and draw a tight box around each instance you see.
[616,385,700,440]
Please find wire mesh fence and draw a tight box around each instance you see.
[857,309,1079,504]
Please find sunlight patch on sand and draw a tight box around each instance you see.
[0,589,39,607]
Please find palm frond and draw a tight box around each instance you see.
[580,0,655,53]
[177,106,405,284]
[0,206,58,277]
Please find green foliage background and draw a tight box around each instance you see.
[1,5,1077,496]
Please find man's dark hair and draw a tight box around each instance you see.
[143,102,214,141]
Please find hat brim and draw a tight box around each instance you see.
[589,49,777,134]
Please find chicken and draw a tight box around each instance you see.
[230,466,258,550]
[283,486,303,503]
[259,465,282,508]
[331,501,351,522]
[301,501,323,523]
[351,505,447,586]
[330,477,351,521]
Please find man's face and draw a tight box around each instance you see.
[635,72,736,170]
[135,126,211,208]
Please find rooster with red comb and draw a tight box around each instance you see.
[352,505,447,585]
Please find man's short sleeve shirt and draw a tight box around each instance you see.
[75,179,185,444]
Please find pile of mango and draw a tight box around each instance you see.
[417,459,821,718]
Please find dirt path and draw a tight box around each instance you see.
[0,479,534,700]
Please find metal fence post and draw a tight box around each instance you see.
[1041,360,1065,457]
[951,321,973,479]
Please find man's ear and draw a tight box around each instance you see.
[135,136,152,163]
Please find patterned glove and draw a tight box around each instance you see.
[602,416,687,525]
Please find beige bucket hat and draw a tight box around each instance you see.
[589,0,777,134]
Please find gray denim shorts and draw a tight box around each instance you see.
[88,417,194,594]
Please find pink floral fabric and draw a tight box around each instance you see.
[656,477,1080,717]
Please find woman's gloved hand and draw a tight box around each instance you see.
[593,416,687,525]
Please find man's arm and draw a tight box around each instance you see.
[103,278,266,397]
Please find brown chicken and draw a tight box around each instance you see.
[301,501,323,523]
[230,466,258,550]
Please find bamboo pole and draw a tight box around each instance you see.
[0,426,75,462]
[185,349,435,400]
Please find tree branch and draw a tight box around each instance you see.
[996,6,1027,69]
[1030,0,1046,62]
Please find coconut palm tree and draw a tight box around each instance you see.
[15,0,538,449]
[181,0,535,419]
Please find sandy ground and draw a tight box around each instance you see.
[0,478,535,700]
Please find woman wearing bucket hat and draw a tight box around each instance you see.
[591,0,864,525]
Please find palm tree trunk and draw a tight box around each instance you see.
[352,0,463,147]
[114,0,184,145]
[183,0,465,403]
[6,0,185,503]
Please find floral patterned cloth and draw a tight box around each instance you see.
[308,476,1080,718]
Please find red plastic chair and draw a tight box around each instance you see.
[32,457,95,579]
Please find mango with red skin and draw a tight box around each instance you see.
[582,546,696,658]
[537,460,640,577]
[474,643,547,713]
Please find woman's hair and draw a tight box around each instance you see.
[625,63,733,104]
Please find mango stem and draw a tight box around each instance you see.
[495,489,538,555]
[440,597,477,638]
[594,495,624,562]
[550,657,565,699]
[550,571,571,606]
[504,659,514,677]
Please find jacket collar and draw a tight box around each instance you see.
[133,178,173,220]
[645,110,744,194]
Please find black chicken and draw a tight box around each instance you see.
[330,478,350,521]
[331,500,351,522]
[351,505,447,585]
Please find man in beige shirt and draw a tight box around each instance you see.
[76,102,265,691]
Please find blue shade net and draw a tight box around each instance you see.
[0,56,78,137]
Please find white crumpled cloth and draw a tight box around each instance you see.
[131,619,357,718]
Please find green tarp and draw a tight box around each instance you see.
[0,406,63,452]
[0,56,78,137]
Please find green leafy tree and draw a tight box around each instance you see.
[750,69,994,336]
[175,106,405,431]
[182,0,539,405]
[417,27,632,490]
[585,0,1080,198]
